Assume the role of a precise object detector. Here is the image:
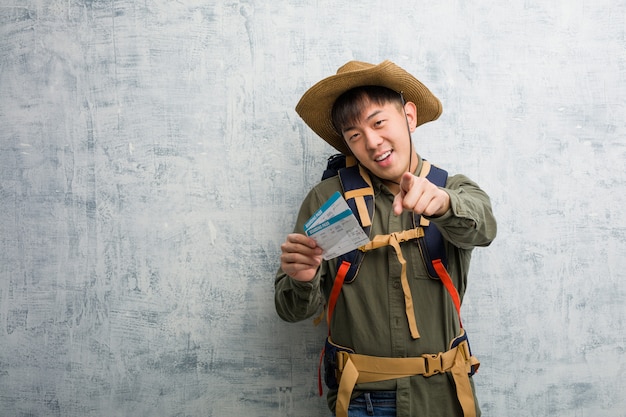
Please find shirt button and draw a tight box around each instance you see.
[393,281,401,289]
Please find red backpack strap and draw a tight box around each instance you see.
[326,261,351,326]
[432,259,463,328]
[318,261,351,396]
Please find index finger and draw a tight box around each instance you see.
[399,172,415,194]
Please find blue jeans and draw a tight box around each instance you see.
[333,391,397,417]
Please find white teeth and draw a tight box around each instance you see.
[375,151,391,162]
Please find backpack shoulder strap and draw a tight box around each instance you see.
[318,154,374,284]
[334,164,374,283]
[416,161,449,278]
[421,163,466,329]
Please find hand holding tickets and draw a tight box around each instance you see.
[304,192,370,260]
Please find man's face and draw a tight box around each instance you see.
[341,100,417,186]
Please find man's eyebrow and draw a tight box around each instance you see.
[342,109,384,133]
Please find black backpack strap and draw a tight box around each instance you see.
[334,165,374,283]
[321,154,359,181]
[416,162,449,278]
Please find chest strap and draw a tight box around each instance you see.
[334,330,479,417]
[358,227,425,339]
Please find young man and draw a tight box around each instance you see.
[275,60,497,417]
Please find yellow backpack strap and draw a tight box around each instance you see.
[344,155,357,167]
[342,165,374,228]
[334,332,479,417]
[359,228,424,339]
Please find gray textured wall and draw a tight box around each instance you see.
[1,1,625,416]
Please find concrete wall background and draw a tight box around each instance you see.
[1,1,624,416]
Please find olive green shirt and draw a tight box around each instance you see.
[275,156,497,417]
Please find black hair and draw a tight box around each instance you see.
[331,85,403,136]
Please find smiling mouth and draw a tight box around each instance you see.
[375,150,392,162]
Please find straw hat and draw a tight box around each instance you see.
[295,60,442,155]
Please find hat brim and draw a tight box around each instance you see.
[295,60,443,155]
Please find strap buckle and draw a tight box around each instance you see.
[422,352,444,377]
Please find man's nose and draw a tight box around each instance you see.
[364,130,383,149]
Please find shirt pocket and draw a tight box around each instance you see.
[407,240,434,280]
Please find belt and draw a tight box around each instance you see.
[334,337,479,417]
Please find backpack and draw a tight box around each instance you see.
[317,154,479,416]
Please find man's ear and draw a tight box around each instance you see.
[403,101,418,132]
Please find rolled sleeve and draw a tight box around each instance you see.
[274,270,322,322]
[428,175,497,249]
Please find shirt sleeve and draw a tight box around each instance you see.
[274,183,334,323]
[427,174,497,250]
[274,269,323,322]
